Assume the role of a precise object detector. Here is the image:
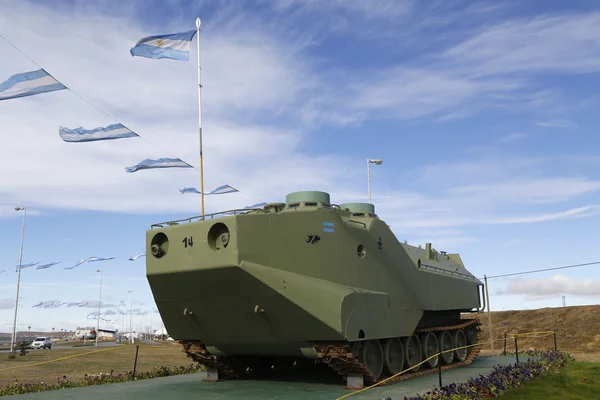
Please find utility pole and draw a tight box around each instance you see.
[484,275,494,355]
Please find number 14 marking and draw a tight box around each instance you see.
[183,237,194,247]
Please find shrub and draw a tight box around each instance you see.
[405,350,574,400]
[0,363,203,396]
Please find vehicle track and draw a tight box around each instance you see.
[181,318,482,386]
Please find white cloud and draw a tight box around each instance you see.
[0,299,14,310]
[496,274,600,300]
[0,1,354,215]
[441,12,600,76]
[535,119,578,128]
[0,0,598,248]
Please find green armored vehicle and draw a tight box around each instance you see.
[146,191,484,384]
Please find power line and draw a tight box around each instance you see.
[485,261,600,280]
[0,32,265,204]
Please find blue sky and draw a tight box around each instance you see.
[1,0,600,334]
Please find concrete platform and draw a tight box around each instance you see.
[10,356,525,399]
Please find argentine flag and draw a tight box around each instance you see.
[0,69,66,101]
[179,184,238,195]
[126,157,193,173]
[59,123,139,142]
[209,184,239,195]
[130,29,198,61]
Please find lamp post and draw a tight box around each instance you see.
[150,307,155,341]
[95,269,103,347]
[129,290,133,344]
[367,159,383,204]
[10,206,27,354]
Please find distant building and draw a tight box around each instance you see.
[98,329,116,340]
[75,326,95,339]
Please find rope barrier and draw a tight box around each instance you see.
[0,345,124,373]
[335,329,559,399]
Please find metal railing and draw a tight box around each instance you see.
[150,207,264,229]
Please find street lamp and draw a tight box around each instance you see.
[10,206,27,354]
[129,290,133,344]
[367,159,383,204]
[95,269,103,347]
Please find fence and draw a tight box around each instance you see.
[0,345,142,380]
[336,328,561,400]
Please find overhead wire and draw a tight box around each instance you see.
[484,260,600,280]
[0,32,265,204]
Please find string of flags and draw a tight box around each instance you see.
[0,25,259,201]
[179,184,238,195]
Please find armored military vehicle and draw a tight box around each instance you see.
[146,191,484,384]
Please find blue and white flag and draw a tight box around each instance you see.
[88,256,115,262]
[179,184,238,195]
[59,123,138,142]
[126,158,192,173]
[36,261,61,270]
[130,29,198,61]
[245,202,267,209]
[0,69,66,101]
[128,252,145,261]
[179,187,201,194]
[16,262,39,271]
[65,259,86,270]
[210,185,238,195]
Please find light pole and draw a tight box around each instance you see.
[10,206,27,354]
[129,290,133,344]
[367,159,383,204]
[95,269,103,347]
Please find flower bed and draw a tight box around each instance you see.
[406,350,574,400]
[0,363,204,396]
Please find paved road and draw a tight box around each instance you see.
[10,355,526,399]
[1,340,159,352]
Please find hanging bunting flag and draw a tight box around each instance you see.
[126,158,192,173]
[65,256,114,269]
[179,184,238,195]
[130,29,198,61]
[59,123,139,142]
[179,187,201,194]
[0,69,67,101]
[128,253,146,261]
[16,262,39,271]
[32,300,64,308]
[245,202,267,209]
[65,259,86,270]
[36,261,61,270]
[210,184,239,195]
[88,256,115,262]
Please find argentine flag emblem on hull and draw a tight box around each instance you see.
[0,69,66,101]
[130,29,198,61]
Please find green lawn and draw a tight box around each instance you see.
[501,361,600,399]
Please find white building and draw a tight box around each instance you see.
[75,326,95,339]
[98,329,117,340]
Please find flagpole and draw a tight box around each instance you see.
[196,17,205,217]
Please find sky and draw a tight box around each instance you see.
[1,0,600,334]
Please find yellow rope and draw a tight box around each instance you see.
[335,329,558,399]
[0,345,124,373]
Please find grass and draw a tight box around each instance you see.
[463,304,600,355]
[0,342,193,387]
[501,361,600,399]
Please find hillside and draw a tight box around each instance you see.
[463,304,600,356]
